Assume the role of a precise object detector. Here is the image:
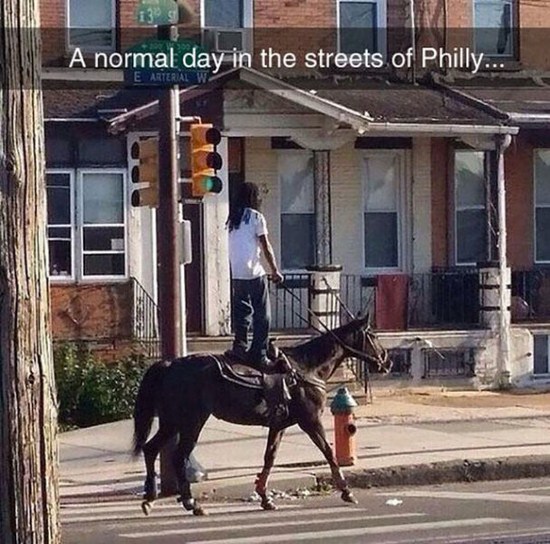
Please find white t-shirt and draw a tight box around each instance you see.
[228,208,268,280]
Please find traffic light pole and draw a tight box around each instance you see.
[157,23,182,497]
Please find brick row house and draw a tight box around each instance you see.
[41,0,550,386]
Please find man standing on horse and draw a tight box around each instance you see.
[225,182,284,370]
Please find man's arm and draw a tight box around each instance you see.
[259,234,284,283]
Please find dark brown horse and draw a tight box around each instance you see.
[132,314,390,515]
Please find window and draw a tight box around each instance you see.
[534,335,550,375]
[202,0,252,52]
[535,150,550,263]
[338,0,386,55]
[279,152,315,270]
[67,0,115,50]
[80,172,126,277]
[363,153,402,269]
[46,169,127,280]
[474,0,516,57]
[455,151,487,265]
[47,171,74,278]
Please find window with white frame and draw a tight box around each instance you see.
[363,153,401,269]
[455,151,487,265]
[67,0,115,50]
[338,0,386,55]
[473,0,516,57]
[533,334,550,375]
[46,170,127,279]
[535,150,550,263]
[279,152,316,270]
[202,0,252,52]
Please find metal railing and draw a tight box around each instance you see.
[271,269,481,332]
[422,348,476,378]
[131,277,160,359]
[512,269,550,322]
[409,268,479,328]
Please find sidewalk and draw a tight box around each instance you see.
[59,389,550,502]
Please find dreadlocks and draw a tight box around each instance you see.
[227,182,262,232]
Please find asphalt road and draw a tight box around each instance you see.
[62,478,550,543]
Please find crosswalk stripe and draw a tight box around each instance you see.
[380,490,550,504]
[61,503,325,524]
[180,518,510,544]
[60,500,255,515]
[119,512,426,539]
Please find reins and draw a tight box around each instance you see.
[272,281,387,371]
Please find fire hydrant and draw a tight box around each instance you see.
[330,387,358,466]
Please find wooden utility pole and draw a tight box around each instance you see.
[0,1,60,543]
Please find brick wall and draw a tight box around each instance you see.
[40,0,64,65]
[50,282,133,341]
[40,0,550,69]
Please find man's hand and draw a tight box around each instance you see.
[270,270,284,284]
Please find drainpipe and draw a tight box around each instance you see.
[495,133,512,387]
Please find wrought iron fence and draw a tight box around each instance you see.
[271,269,481,331]
[409,268,479,328]
[422,348,476,378]
[270,274,310,330]
[131,277,160,359]
[512,269,550,322]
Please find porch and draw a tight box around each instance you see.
[269,268,550,331]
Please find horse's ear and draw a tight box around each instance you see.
[356,312,370,327]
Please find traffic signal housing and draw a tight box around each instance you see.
[131,138,159,208]
[190,123,222,198]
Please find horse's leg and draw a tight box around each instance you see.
[141,426,175,515]
[173,414,209,516]
[255,426,285,511]
[299,419,358,504]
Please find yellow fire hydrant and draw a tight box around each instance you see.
[330,387,358,466]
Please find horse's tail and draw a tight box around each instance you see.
[132,361,166,457]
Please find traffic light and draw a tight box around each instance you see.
[131,138,159,207]
[190,123,222,197]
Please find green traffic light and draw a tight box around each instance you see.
[204,176,222,193]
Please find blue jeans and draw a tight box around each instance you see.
[231,276,271,361]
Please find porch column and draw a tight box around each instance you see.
[495,134,512,387]
[203,137,231,336]
[313,150,332,265]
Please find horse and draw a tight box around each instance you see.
[132,314,391,516]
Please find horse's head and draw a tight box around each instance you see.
[342,314,392,374]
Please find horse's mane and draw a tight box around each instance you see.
[284,319,360,371]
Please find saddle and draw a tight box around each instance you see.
[213,352,294,425]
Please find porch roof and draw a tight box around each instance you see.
[43,68,517,135]
[42,80,162,122]
[438,74,550,128]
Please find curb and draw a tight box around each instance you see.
[61,455,550,503]
[316,454,550,489]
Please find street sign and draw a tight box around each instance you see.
[124,39,211,87]
[136,0,178,26]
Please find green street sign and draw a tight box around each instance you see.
[136,0,178,26]
[124,39,212,86]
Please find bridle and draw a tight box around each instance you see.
[272,281,391,375]
[329,326,390,374]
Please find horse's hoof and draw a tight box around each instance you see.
[141,501,153,516]
[261,499,277,511]
[341,490,358,504]
[193,505,207,516]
